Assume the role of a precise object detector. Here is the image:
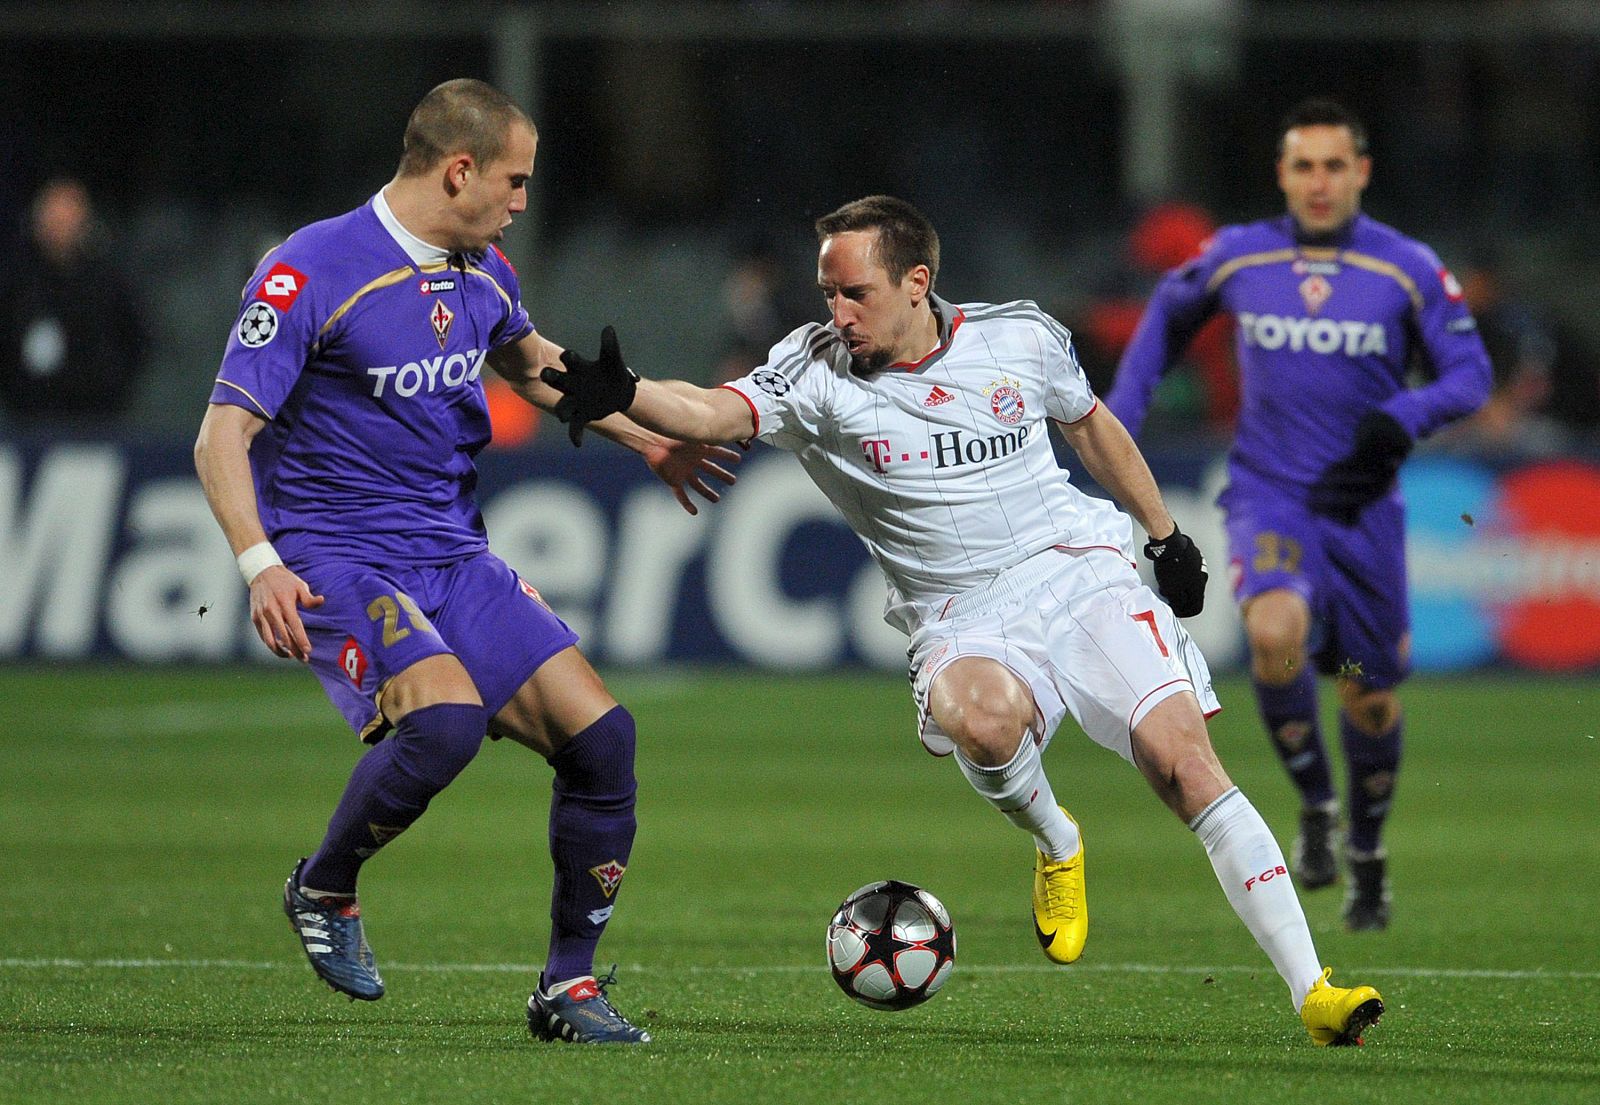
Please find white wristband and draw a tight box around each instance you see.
[237,541,283,585]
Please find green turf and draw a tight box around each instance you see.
[2,666,1597,1103]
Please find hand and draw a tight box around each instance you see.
[1143,524,1208,618]
[249,565,324,662]
[1308,411,1413,523]
[539,325,639,446]
[642,438,742,516]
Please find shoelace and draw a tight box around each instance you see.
[1042,861,1080,918]
[298,898,364,961]
[582,965,639,1030]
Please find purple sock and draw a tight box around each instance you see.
[1252,667,1335,808]
[542,705,637,988]
[300,702,487,894]
[1341,713,1402,854]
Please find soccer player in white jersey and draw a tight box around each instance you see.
[541,195,1384,1045]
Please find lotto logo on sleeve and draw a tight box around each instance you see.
[255,261,308,310]
[517,576,553,612]
[340,636,369,685]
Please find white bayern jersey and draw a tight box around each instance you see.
[723,294,1136,634]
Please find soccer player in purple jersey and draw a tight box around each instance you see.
[1106,99,1492,930]
[193,79,738,1043]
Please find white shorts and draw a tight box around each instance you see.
[908,547,1221,761]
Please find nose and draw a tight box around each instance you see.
[510,185,528,214]
[829,295,854,330]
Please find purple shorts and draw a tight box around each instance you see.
[1218,471,1410,688]
[294,551,579,741]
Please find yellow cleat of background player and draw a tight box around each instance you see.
[1032,810,1087,964]
[1300,967,1385,1046]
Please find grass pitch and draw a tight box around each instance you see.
[2,666,1597,1103]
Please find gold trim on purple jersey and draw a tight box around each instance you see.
[313,265,423,351]
[1337,251,1424,314]
[1205,248,1298,293]
[1205,246,1423,316]
[210,377,272,417]
[460,262,515,315]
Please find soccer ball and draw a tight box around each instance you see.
[826,880,956,1011]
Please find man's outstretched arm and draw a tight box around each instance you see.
[538,325,756,444]
[1057,403,1209,617]
[490,329,742,514]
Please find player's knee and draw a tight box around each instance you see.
[389,701,489,789]
[1339,686,1400,735]
[946,699,1031,767]
[550,704,637,804]
[1245,625,1306,683]
[1243,595,1309,682]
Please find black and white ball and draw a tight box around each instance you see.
[826,880,956,1011]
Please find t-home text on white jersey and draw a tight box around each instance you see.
[725,298,1135,630]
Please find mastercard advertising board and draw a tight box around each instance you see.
[1405,457,1600,672]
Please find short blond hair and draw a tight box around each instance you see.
[397,78,536,177]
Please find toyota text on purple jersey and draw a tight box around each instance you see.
[1106,213,1491,488]
[211,195,534,566]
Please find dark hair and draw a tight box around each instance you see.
[397,78,536,177]
[1277,98,1369,158]
[814,195,940,290]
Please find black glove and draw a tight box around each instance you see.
[539,326,639,446]
[1308,410,1413,522]
[1144,524,1208,618]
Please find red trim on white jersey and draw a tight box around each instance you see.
[1048,398,1099,426]
[1128,677,1191,732]
[718,383,760,438]
[890,305,966,372]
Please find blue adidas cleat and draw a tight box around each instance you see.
[527,967,651,1043]
[282,859,384,1001]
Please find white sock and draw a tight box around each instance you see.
[956,737,1080,860]
[1189,787,1323,1009]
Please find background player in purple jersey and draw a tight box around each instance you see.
[193,79,738,1043]
[1106,99,1492,930]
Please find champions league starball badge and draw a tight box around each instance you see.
[237,302,279,348]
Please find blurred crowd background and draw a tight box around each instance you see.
[1,0,1597,457]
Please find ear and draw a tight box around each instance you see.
[1354,155,1373,191]
[442,153,474,197]
[904,263,931,304]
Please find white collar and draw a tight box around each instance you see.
[373,188,451,266]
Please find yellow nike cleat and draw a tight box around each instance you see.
[1032,810,1086,964]
[1300,967,1384,1046]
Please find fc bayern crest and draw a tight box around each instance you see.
[990,385,1025,425]
[1299,274,1333,314]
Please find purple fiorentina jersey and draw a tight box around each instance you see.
[1107,213,1491,489]
[211,198,534,566]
